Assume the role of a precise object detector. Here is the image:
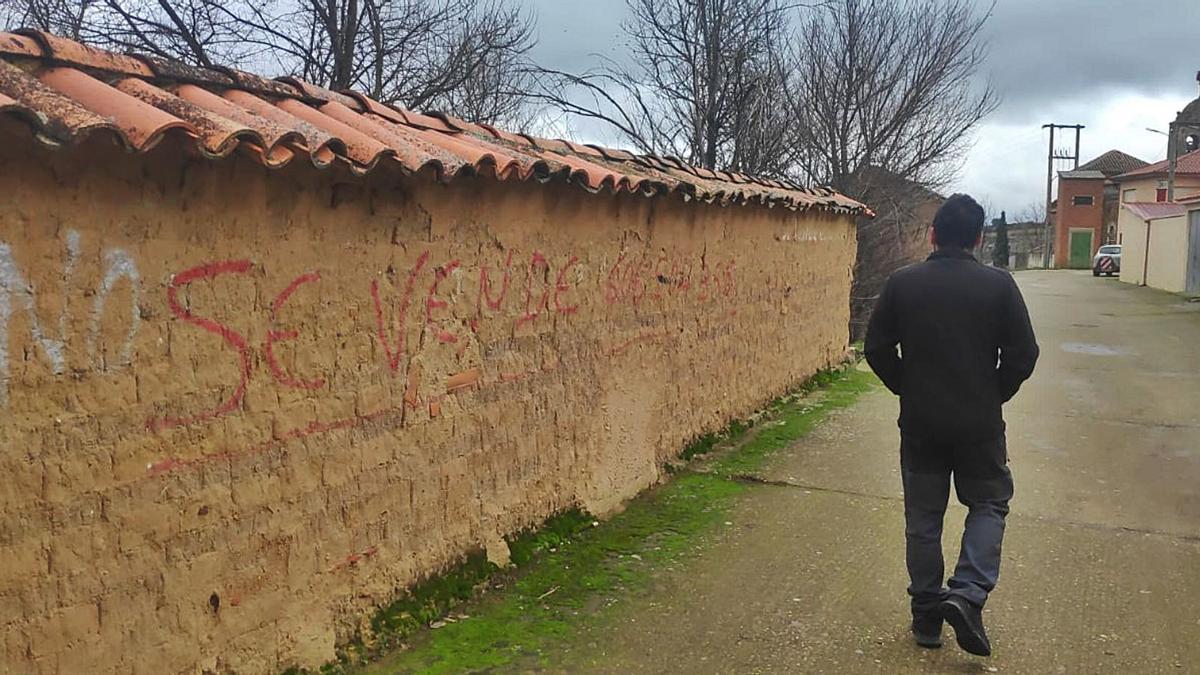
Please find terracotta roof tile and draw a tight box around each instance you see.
[135,54,234,87]
[275,97,392,169]
[214,66,302,99]
[339,91,405,124]
[479,123,533,147]
[114,77,252,156]
[36,68,191,150]
[21,30,154,77]
[558,139,603,158]
[397,109,457,133]
[586,144,636,162]
[0,29,871,217]
[423,110,492,136]
[320,101,463,174]
[221,89,342,166]
[637,155,671,172]
[0,60,116,144]
[525,135,572,153]
[170,83,304,166]
[275,76,361,109]
[423,129,528,178]
[1078,149,1149,177]
[1117,148,1200,180]
[536,149,635,192]
[0,32,43,57]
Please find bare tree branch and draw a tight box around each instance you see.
[1,0,538,125]
[528,0,798,173]
[783,0,999,194]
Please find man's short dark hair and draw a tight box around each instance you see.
[933,194,985,249]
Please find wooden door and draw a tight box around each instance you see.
[1069,230,1094,269]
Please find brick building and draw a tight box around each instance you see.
[0,30,867,673]
[1054,150,1148,268]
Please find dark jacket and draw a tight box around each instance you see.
[864,249,1039,443]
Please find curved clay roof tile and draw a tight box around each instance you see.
[221,90,343,167]
[114,77,262,157]
[0,29,871,217]
[37,66,189,150]
[316,100,461,175]
[19,30,153,77]
[276,97,394,170]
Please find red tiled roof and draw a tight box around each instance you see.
[0,30,870,217]
[1076,149,1148,177]
[1122,202,1188,221]
[1115,148,1200,180]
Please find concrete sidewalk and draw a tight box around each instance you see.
[563,271,1200,673]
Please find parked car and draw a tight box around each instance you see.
[1093,245,1121,276]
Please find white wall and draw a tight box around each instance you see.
[1120,212,1189,291]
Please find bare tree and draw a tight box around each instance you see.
[1,0,538,125]
[532,0,995,187]
[531,0,799,174]
[848,166,943,340]
[83,0,244,67]
[433,25,541,129]
[200,0,536,112]
[1014,201,1045,225]
[0,0,94,38]
[779,0,997,340]
[784,0,999,196]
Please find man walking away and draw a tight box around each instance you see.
[864,194,1039,657]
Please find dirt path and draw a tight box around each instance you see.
[561,272,1200,674]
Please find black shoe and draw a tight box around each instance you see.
[911,613,943,649]
[938,596,991,656]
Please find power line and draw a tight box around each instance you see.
[1041,123,1084,268]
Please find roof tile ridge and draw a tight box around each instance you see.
[13,29,153,77]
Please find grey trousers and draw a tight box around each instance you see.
[900,433,1014,615]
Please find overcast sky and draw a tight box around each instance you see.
[523,0,1200,217]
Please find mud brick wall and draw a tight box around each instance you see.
[0,127,856,674]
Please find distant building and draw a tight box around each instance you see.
[1114,72,1200,292]
[1054,150,1148,268]
[1115,149,1200,290]
[980,220,1045,269]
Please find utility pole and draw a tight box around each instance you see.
[1042,123,1085,268]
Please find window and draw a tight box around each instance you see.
[1072,195,1094,206]
[1122,189,1135,202]
[1099,245,1121,254]
[1156,188,1168,202]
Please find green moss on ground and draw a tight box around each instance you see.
[708,366,875,477]
[310,366,878,675]
[679,416,751,460]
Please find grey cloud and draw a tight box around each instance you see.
[981,0,1200,124]
[524,0,1200,121]
[526,1,627,73]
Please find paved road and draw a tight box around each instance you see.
[567,271,1200,674]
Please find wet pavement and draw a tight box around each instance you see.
[564,271,1200,673]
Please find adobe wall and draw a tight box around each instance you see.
[0,123,855,674]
